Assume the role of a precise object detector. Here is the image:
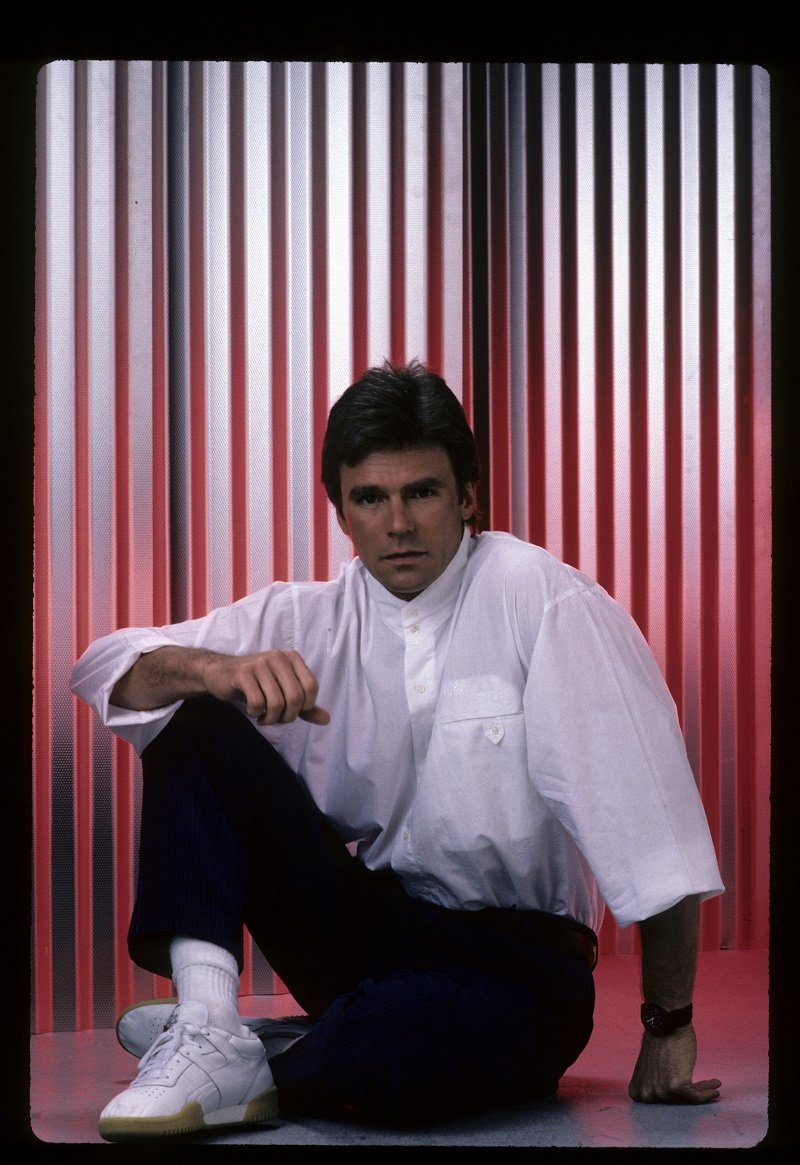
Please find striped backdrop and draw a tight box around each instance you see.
[33,60,772,1033]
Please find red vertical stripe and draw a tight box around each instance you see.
[488,65,511,532]
[662,65,685,715]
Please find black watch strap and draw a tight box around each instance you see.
[640,1002,693,1036]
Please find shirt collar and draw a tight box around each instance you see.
[363,527,474,634]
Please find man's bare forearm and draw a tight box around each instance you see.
[638,894,699,1008]
[628,893,720,1103]
[109,645,331,727]
[110,646,222,710]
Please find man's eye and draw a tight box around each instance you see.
[357,493,381,506]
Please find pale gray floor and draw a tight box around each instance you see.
[28,949,770,1149]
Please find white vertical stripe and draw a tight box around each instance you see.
[404,62,428,361]
[86,61,116,641]
[244,61,274,591]
[542,63,563,561]
[43,61,77,693]
[576,62,597,581]
[611,63,632,613]
[127,61,156,625]
[440,62,464,395]
[680,64,702,772]
[645,64,667,669]
[715,63,739,931]
[366,62,391,366]
[204,61,233,609]
[716,63,738,629]
[508,63,529,539]
[326,62,352,405]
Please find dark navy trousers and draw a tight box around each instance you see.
[129,695,595,1125]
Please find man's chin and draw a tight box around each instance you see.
[379,567,429,599]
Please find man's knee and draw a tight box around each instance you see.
[273,968,550,1125]
[145,694,244,749]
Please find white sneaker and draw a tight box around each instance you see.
[99,1000,278,1141]
[116,997,312,1059]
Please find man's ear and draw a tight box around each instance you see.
[335,506,350,536]
[460,483,477,522]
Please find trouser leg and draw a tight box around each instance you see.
[128,694,397,1013]
[271,914,595,1125]
[128,694,595,1125]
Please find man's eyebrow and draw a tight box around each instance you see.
[347,476,446,501]
[400,476,445,495]
[347,483,388,501]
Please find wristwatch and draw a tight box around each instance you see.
[640,1002,693,1036]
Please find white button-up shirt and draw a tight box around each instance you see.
[70,529,724,932]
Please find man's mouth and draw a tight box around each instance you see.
[382,550,426,561]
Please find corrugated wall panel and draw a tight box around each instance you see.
[33,60,771,1032]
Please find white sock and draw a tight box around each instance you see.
[169,936,248,1037]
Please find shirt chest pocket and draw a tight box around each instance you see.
[435,676,525,762]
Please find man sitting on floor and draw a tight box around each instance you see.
[71,360,724,1141]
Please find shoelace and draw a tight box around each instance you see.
[136,1020,205,1082]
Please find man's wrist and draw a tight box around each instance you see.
[640,1002,693,1036]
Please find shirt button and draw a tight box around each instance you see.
[489,724,502,738]
[415,683,427,694]
[403,830,410,841]
[408,624,420,635]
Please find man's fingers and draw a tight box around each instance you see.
[300,704,331,725]
[203,649,328,725]
[672,1078,721,1104]
[248,651,326,725]
[633,1078,722,1105]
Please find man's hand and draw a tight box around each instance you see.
[202,649,331,726]
[628,1024,721,1104]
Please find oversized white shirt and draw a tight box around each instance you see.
[70,529,724,932]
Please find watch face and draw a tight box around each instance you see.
[641,1002,692,1036]
[642,1005,662,1033]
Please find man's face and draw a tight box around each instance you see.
[336,445,476,600]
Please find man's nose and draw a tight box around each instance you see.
[387,497,414,533]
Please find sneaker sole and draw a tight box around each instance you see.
[98,1085,280,1141]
